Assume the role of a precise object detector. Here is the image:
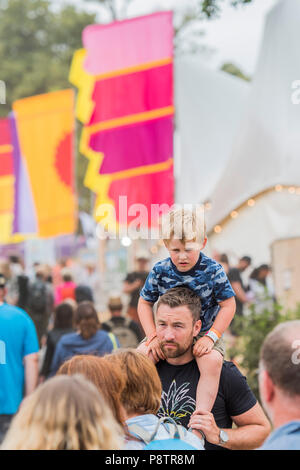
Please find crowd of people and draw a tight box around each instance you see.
[0,208,299,451]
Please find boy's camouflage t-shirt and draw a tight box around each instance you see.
[140,252,235,332]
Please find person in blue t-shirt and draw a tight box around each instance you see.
[50,301,118,376]
[258,321,300,450]
[138,208,236,417]
[0,274,39,443]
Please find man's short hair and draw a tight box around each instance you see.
[156,286,202,323]
[260,321,300,397]
[240,256,251,265]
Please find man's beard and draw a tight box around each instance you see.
[160,339,192,358]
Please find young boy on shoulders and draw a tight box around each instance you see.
[138,207,236,413]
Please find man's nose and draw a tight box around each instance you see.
[164,327,175,341]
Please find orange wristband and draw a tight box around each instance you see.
[210,328,222,339]
[146,332,157,346]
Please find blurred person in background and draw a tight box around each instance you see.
[1,374,123,450]
[213,252,230,275]
[51,258,67,288]
[0,274,39,444]
[227,256,252,335]
[0,259,17,305]
[49,301,118,376]
[27,264,54,347]
[123,250,150,332]
[54,268,76,306]
[108,349,204,450]
[247,264,275,314]
[75,284,94,304]
[258,321,300,450]
[102,295,143,348]
[219,254,230,275]
[39,302,75,381]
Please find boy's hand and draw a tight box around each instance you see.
[193,336,214,357]
[188,410,220,446]
[148,336,166,362]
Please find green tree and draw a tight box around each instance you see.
[0,0,96,212]
[0,0,96,116]
[82,0,253,21]
[229,301,300,398]
[82,0,254,54]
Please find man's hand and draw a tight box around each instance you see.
[188,410,221,446]
[193,336,214,357]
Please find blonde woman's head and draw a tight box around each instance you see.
[1,374,123,450]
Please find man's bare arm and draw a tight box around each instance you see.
[231,281,248,304]
[123,279,143,294]
[24,353,39,396]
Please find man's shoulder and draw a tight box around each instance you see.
[57,331,78,347]
[220,360,243,379]
[95,328,111,341]
[0,303,33,323]
[258,422,300,450]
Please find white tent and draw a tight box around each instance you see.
[175,57,250,205]
[176,0,300,264]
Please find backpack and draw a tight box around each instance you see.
[27,280,47,313]
[127,416,200,450]
[105,318,139,348]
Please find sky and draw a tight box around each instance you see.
[202,0,277,76]
[61,0,278,76]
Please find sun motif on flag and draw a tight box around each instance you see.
[55,132,73,188]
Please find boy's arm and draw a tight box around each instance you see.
[193,297,236,357]
[211,296,236,336]
[137,297,165,362]
[137,296,156,338]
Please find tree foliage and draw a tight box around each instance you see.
[0,0,96,212]
[83,0,254,54]
[221,62,251,81]
[0,0,96,117]
[83,0,253,21]
[229,301,300,398]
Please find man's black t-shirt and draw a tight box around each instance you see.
[227,268,245,316]
[156,359,257,450]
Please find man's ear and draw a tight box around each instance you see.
[260,369,275,404]
[193,319,202,337]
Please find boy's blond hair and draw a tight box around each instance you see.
[160,206,206,245]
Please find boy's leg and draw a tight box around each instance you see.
[195,350,223,412]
